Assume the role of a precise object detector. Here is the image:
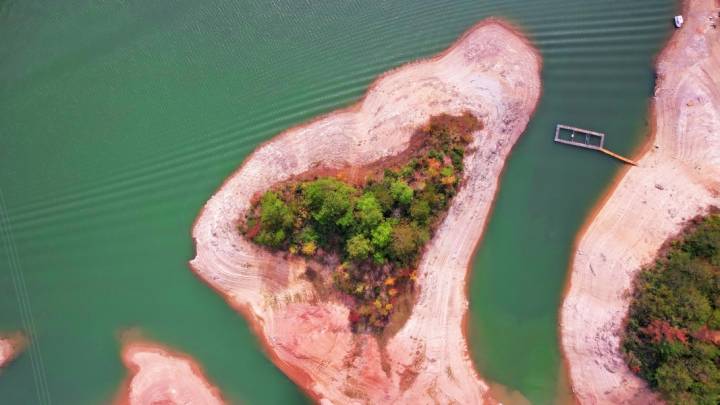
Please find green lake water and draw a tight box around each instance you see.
[0,1,676,404]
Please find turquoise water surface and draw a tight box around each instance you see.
[0,1,675,403]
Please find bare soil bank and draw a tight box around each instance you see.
[115,337,225,405]
[190,19,541,404]
[560,1,720,403]
[0,332,26,369]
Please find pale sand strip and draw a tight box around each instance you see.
[561,1,720,403]
[190,19,541,404]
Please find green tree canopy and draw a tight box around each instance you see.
[367,183,394,212]
[371,221,393,250]
[302,178,357,230]
[346,234,373,261]
[259,191,293,230]
[356,192,383,232]
[390,179,413,206]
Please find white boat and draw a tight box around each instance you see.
[674,15,684,28]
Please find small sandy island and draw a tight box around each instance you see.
[116,339,224,405]
[191,19,541,404]
[0,332,27,369]
[561,0,720,403]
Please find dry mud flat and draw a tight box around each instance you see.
[116,340,224,405]
[561,0,720,403]
[191,19,541,404]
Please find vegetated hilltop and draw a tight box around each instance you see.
[242,113,480,334]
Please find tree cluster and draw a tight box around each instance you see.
[243,112,482,332]
[623,213,720,404]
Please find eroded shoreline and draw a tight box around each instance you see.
[0,332,26,369]
[560,0,720,403]
[115,337,225,405]
[191,18,541,404]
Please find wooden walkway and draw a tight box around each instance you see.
[554,124,637,166]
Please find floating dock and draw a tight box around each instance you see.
[554,124,637,165]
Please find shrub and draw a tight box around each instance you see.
[356,192,383,232]
[255,228,287,248]
[302,178,357,230]
[301,241,317,256]
[371,221,393,250]
[367,183,394,213]
[390,179,413,206]
[390,222,422,261]
[347,234,373,260]
[410,199,431,223]
[259,192,293,231]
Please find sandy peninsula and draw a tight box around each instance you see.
[0,332,26,369]
[116,339,224,405]
[561,1,720,403]
[191,19,541,404]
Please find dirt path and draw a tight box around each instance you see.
[190,19,541,404]
[560,1,720,403]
